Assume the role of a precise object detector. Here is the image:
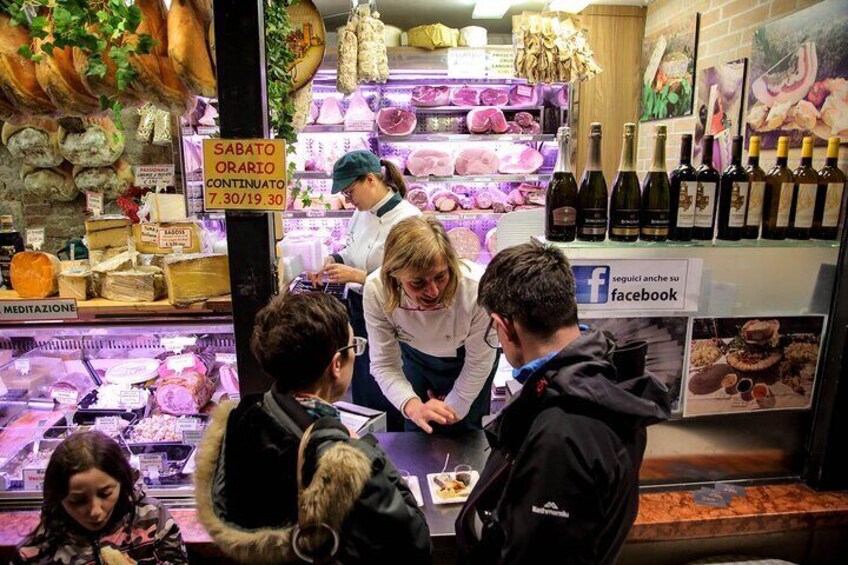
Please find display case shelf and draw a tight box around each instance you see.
[283,210,509,221]
[301,125,374,134]
[405,173,551,183]
[378,133,555,142]
[409,105,544,114]
[539,237,841,250]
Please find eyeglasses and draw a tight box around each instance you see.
[484,318,500,349]
[338,336,368,357]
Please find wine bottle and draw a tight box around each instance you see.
[788,136,818,240]
[608,123,640,242]
[694,135,720,240]
[640,125,670,242]
[743,136,766,239]
[0,215,24,289]
[812,136,846,240]
[545,126,578,242]
[762,136,794,240]
[577,122,608,242]
[717,136,749,241]
[669,134,697,241]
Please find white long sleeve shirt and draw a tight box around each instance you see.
[332,191,420,293]
[363,261,497,420]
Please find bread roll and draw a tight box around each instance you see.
[0,15,55,116]
[167,0,217,97]
[21,162,79,202]
[33,27,101,116]
[58,116,125,167]
[2,118,63,167]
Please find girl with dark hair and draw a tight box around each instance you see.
[15,431,188,565]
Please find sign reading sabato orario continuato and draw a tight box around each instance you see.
[0,298,79,321]
[203,139,287,212]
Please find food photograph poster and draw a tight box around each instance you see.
[684,316,825,417]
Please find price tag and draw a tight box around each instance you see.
[138,453,166,472]
[140,224,159,244]
[167,353,196,373]
[23,468,46,491]
[181,126,196,136]
[86,192,104,216]
[435,214,454,221]
[485,47,516,79]
[305,210,325,218]
[182,429,204,446]
[26,227,45,250]
[119,389,144,408]
[160,336,197,352]
[175,418,201,432]
[95,417,121,434]
[51,388,80,405]
[156,226,193,249]
[516,85,533,99]
[216,353,237,365]
[197,126,218,136]
[134,165,175,189]
[447,48,487,79]
[14,359,30,375]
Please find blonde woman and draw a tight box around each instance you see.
[364,216,498,433]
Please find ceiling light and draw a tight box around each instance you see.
[473,0,514,20]
[548,0,592,13]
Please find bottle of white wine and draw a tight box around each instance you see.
[743,136,766,239]
[640,125,670,242]
[762,136,793,240]
[608,123,640,242]
[717,136,749,241]
[812,136,846,240]
[545,126,578,242]
[577,123,608,242]
[788,136,818,240]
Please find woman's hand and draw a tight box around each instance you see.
[404,397,458,434]
[308,257,336,287]
[324,264,367,285]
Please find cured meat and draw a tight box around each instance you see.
[411,85,450,107]
[406,148,454,177]
[376,107,417,136]
[467,107,508,134]
[344,91,375,130]
[476,187,512,213]
[455,147,499,175]
[480,88,509,107]
[155,371,214,415]
[218,364,239,395]
[498,146,544,174]
[317,97,345,125]
[514,112,535,128]
[407,186,432,211]
[752,41,817,107]
[485,228,498,255]
[522,122,541,134]
[451,87,479,106]
[507,189,526,206]
[504,121,522,134]
[2,118,63,167]
[432,190,460,212]
[508,85,538,106]
[447,227,481,261]
[0,15,55,115]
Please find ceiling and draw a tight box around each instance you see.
[313,0,648,34]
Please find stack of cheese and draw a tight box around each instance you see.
[164,253,230,306]
[133,193,203,254]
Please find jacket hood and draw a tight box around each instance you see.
[194,400,373,564]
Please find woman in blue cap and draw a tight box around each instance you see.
[311,150,420,430]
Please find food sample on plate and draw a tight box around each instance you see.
[128,414,204,443]
[778,341,819,394]
[690,339,723,368]
[432,472,474,500]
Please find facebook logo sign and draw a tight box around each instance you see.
[573,266,610,304]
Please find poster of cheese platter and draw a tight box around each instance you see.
[745,0,848,148]
[683,316,825,417]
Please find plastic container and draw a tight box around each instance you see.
[278,230,330,274]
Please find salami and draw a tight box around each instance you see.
[485,228,498,255]
[432,190,460,212]
[406,186,432,211]
[155,371,214,415]
[447,227,481,261]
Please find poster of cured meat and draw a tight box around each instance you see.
[683,316,825,418]
[694,59,747,172]
[745,0,848,148]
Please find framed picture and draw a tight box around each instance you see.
[640,13,700,122]
[693,59,748,171]
[683,316,825,418]
[745,0,848,148]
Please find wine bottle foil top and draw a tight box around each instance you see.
[589,122,602,137]
[557,126,571,142]
[623,123,636,137]
[655,125,667,137]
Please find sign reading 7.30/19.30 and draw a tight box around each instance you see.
[203,139,287,211]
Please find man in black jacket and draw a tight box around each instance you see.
[456,241,670,564]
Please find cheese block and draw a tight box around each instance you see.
[58,271,96,300]
[102,266,165,302]
[87,226,133,250]
[145,193,187,222]
[164,253,229,305]
[132,222,202,254]
[86,216,130,233]
[91,250,136,274]
[10,252,61,298]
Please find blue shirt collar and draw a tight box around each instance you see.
[512,351,559,384]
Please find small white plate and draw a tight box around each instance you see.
[104,359,161,385]
[426,471,479,505]
[402,475,424,507]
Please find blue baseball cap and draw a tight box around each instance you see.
[332,150,382,194]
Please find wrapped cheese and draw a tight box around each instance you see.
[407,24,459,50]
[459,26,488,48]
[21,163,79,202]
[164,253,230,305]
[58,117,125,167]
[58,270,97,301]
[2,118,63,168]
[101,266,165,302]
[11,252,61,298]
[73,160,134,200]
[0,15,56,115]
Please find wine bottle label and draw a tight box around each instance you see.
[777,182,793,227]
[823,182,845,228]
[611,210,639,236]
[552,206,577,227]
[676,181,696,228]
[746,181,765,226]
[728,181,749,228]
[579,209,607,235]
[641,210,670,236]
[793,183,816,228]
[694,182,716,228]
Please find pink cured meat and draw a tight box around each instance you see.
[317,97,345,125]
[407,187,432,211]
[480,88,509,107]
[455,147,499,175]
[525,191,546,206]
[308,102,318,124]
[451,87,479,106]
[521,122,542,135]
[485,228,497,255]
[507,189,526,206]
[514,112,535,128]
[344,91,375,129]
[155,371,214,415]
[406,148,454,177]
[458,195,475,210]
[432,190,460,212]
[498,146,544,174]
[504,121,522,134]
[548,86,569,107]
[376,107,417,136]
[508,85,539,106]
[447,227,481,261]
[411,86,450,107]
[158,353,208,379]
[219,364,239,395]
[467,107,508,134]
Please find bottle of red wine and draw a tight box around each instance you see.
[762,136,794,240]
[669,134,696,241]
[545,126,578,242]
[608,123,640,242]
[0,215,23,290]
[577,123,608,242]
[743,136,766,239]
[717,136,749,241]
[788,136,818,240]
[640,125,670,242]
[694,135,720,240]
[812,136,846,240]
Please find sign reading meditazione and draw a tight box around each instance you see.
[203,139,287,211]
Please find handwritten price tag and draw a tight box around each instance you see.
[26,227,45,250]
[86,192,104,216]
[216,353,237,365]
[23,468,47,491]
[182,429,204,446]
[140,224,159,243]
[51,388,80,405]
[95,417,121,434]
[138,453,166,472]
[156,226,193,249]
[160,336,197,352]
[120,389,144,408]
[175,418,201,432]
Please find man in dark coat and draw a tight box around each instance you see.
[457,241,670,564]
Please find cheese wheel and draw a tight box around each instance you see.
[11,252,62,298]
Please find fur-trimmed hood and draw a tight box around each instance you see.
[194,400,373,564]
